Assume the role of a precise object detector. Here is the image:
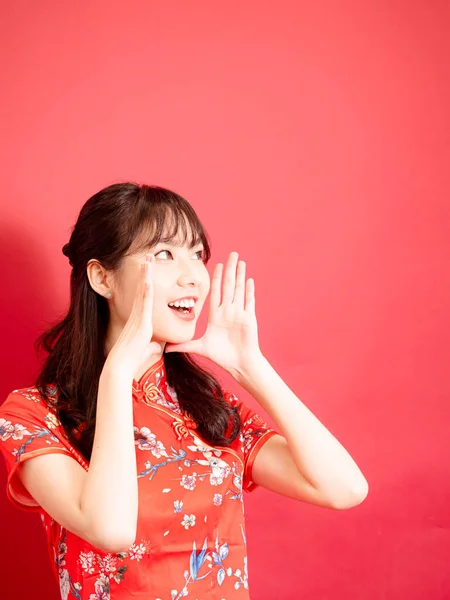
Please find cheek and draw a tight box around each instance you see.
[114,272,141,321]
[151,289,167,313]
[202,270,211,297]
[116,290,137,324]
[202,275,211,298]
[195,270,211,312]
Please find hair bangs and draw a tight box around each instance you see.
[129,188,211,262]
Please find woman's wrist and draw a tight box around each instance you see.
[101,357,135,385]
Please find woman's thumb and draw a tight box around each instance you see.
[165,343,189,354]
[165,339,200,354]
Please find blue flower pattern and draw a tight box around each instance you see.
[0,360,276,599]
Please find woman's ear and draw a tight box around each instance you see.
[86,259,113,299]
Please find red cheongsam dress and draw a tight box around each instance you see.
[0,356,278,599]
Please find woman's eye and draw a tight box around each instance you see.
[155,249,204,260]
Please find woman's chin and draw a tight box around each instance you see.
[156,329,196,346]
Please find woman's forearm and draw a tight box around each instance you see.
[79,364,138,550]
[233,354,368,506]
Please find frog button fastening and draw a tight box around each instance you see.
[142,383,161,407]
[172,414,198,441]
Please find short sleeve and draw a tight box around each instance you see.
[0,387,76,511]
[223,390,278,493]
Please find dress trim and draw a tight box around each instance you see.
[243,430,278,492]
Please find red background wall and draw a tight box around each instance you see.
[1,1,449,598]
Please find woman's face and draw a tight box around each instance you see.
[110,231,211,345]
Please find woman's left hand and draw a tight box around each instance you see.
[164,252,262,375]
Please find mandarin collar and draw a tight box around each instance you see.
[132,355,166,396]
[131,355,184,417]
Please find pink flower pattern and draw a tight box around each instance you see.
[0,359,276,599]
[134,426,169,458]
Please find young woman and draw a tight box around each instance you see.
[0,183,368,599]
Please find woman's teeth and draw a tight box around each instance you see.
[171,306,190,313]
[168,299,196,321]
[168,299,195,309]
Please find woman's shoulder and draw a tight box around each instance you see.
[0,384,83,461]
[1,385,59,423]
[221,387,274,433]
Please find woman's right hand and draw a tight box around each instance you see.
[19,254,160,553]
[104,254,161,380]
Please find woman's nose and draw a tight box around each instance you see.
[177,261,202,287]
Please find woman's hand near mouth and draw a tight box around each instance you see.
[106,254,161,379]
[165,251,262,375]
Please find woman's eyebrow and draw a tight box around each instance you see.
[156,240,204,249]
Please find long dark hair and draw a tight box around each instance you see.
[35,183,240,461]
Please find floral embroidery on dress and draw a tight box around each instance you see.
[12,387,44,403]
[170,527,249,599]
[164,382,183,415]
[180,474,197,491]
[12,384,59,408]
[54,530,82,600]
[0,359,276,599]
[145,433,245,503]
[241,413,269,452]
[134,426,169,457]
[0,418,31,442]
[137,446,187,481]
[77,540,151,599]
[45,412,61,429]
[183,435,241,493]
[0,417,61,462]
[208,530,249,591]
[181,514,196,529]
